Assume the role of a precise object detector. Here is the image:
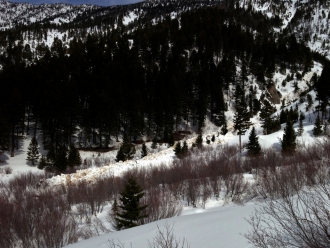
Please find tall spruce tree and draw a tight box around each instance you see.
[174,142,182,157]
[67,144,82,167]
[233,85,251,153]
[141,143,148,158]
[116,134,136,162]
[246,127,261,156]
[259,101,274,134]
[26,137,40,166]
[313,114,323,137]
[282,120,296,154]
[115,177,148,230]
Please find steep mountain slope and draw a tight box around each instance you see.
[0,0,100,29]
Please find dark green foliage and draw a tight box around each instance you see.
[314,64,330,116]
[313,115,323,137]
[26,137,40,166]
[116,134,136,162]
[67,144,82,167]
[174,142,182,157]
[116,147,126,162]
[259,101,275,134]
[141,143,148,158]
[211,134,215,143]
[38,155,47,170]
[195,134,203,148]
[0,4,315,158]
[54,146,68,172]
[115,177,148,230]
[246,127,261,156]
[282,120,297,154]
[234,85,251,152]
[297,118,304,136]
[220,119,228,135]
[181,140,188,155]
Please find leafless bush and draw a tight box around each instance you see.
[140,187,183,225]
[224,173,249,203]
[4,166,13,174]
[148,223,190,248]
[245,185,330,248]
[1,186,79,248]
[79,217,110,239]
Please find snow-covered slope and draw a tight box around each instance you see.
[0,0,101,29]
[240,0,330,59]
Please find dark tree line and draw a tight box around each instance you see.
[0,6,315,159]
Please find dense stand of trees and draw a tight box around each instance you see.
[0,6,316,159]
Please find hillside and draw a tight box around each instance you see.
[1,0,330,247]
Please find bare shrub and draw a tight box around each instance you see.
[148,223,190,248]
[140,187,183,224]
[245,185,330,248]
[4,166,13,174]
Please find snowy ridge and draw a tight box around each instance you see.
[0,0,100,29]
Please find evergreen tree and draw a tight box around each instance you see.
[141,143,148,158]
[54,146,68,172]
[116,146,126,162]
[174,142,182,157]
[38,155,47,170]
[246,127,261,156]
[233,85,251,153]
[259,101,274,134]
[282,120,296,154]
[313,114,323,137]
[115,177,148,230]
[195,134,203,148]
[297,117,304,136]
[211,134,215,143]
[26,137,40,166]
[67,144,82,167]
[181,140,188,156]
[116,134,136,162]
[220,119,228,135]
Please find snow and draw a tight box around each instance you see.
[64,201,256,248]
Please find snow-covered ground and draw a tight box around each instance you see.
[64,201,257,248]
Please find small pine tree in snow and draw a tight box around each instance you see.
[26,137,40,166]
[115,177,148,230]
[246,127,261,156]
[282,120,297,154]
[297,118,304,136]
[141,143,148,158]
[220,120,228,135]
[211,134,215,143]
[174,142,182,157]
[67,144,82,167]
[313,115,323,137]
[195,134,203,148]
[181,140,188,156]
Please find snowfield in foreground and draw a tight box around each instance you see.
[64,201,256,248]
